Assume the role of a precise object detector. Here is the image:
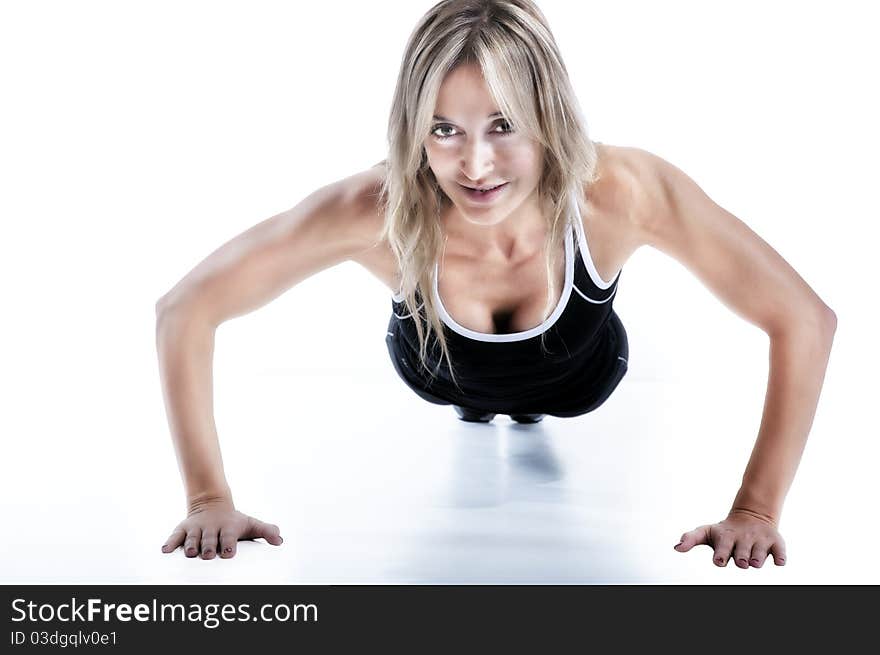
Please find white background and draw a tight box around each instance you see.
[1,0,876,583]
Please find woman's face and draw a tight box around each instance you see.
[424,63,544,227]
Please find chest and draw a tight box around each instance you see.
[439,215,631,335]
[436,243,565,334]
[356,207,636,335]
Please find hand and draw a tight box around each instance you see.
[161,497,284,559]
[673,510,787,568]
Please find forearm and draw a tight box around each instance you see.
[730,316,836,525]
[156,307,233,508]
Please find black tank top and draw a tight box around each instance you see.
[386,192,627,416]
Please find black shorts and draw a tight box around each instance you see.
[385,311,629,419]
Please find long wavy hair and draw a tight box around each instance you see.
[377,0,600,389]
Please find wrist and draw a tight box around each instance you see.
[730,486,782,527]
[186,487,234,514]
[728,506,779,527]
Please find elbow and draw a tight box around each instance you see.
[768,303,837,341]
[155,284,191,320]
[155,294,176,320]
[821,305,837,338]
[805,303,837,342]
[155,292,184,322]
[155,288,220,330]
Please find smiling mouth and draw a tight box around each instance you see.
[459,182,508,193]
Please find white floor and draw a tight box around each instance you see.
[1,364,870,585]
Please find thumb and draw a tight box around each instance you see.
[242,517,284,546]
[673,525,710,552]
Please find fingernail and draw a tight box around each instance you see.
[749,558,760,566]
[674,542,683,548]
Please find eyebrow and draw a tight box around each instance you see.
[432,112,504,122]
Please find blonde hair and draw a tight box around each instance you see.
[377,0,600,389]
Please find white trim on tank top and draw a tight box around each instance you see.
[431,221,574,343]
[573,283,617,305]
[571,196,620,290]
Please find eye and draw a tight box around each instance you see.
[430,119,515,141]
[431,124,457,140]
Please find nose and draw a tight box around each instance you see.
[460,137,494,183]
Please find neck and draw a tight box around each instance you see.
[439,190,550,261]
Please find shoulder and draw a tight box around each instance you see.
[326,160,388,255]
[584,143,676,248]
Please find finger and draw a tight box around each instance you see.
[162,528,186,553]
[183,528,202,558]
[673,525,710,552]
[769,541,787,566]
[712,533,736,567]
[243,518,284,546]
[733,540,754,569]
[219,528,237,559]
[200,529,219,559]
[749,542,771,568]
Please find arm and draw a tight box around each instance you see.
[155,165,385,557]
[155,308,231,509]
[729,321,835,525]
[626,147,836,565]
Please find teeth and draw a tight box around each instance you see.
[461,182,505,193]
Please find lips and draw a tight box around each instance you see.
[457,181,509,204]
[459,182,507,192]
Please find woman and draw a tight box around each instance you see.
[156,0,836,570]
